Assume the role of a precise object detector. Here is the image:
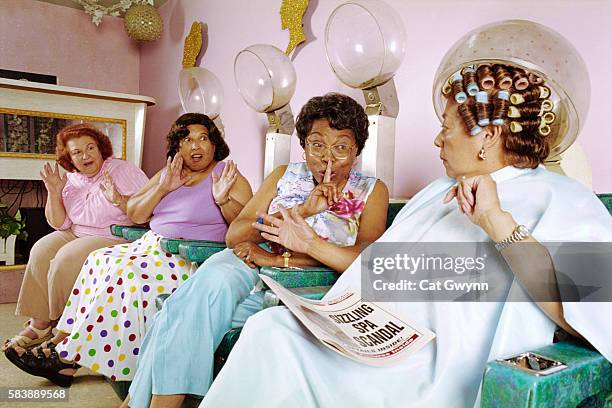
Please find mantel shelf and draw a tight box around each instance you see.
[0,78,155,106]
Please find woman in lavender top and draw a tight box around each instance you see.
[7,113,252,387]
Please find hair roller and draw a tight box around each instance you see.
[458,102,482,135]
[462,66,479,96]
[493,64,513,89]
[509,118,540,134]
[475,91,491,126]
[517,102,542,118]
[528,72,544,85]
[510,86,551,105]
[540,99,554,115]
[512,70,530,91]
[442,77,452,95]
[491,90,509,125]
[451,73,467,103]
[477,64,495,90]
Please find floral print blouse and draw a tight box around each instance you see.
[268,162,377,247]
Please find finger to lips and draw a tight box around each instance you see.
[324,160,332,183]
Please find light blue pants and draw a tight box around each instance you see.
[128,248,265,407]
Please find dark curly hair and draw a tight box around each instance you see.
[166,113,229,160]
[56,123,114,172]
[295,93,369,155]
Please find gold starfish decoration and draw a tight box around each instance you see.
[280,0,309,55]
[183,21,203,68]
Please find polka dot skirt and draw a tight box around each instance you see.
[55,231,192,381]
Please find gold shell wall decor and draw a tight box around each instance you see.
[280,0,309,55]
[124,4,163,42]
[183,22,204,69]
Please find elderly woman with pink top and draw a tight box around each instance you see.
[2,123,149,353]
[5,113,253,388]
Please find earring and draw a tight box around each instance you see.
[478,148,486,160]
[302,151,306,160]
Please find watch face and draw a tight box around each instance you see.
[517,225,530,238]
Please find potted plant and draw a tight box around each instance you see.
[0,204,27,266]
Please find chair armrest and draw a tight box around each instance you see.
[481,341,612,407]
[258,266,339,289]
[121,227,150,241]
[160,238,219,254]
[110,224,128,238]
[177,241,226,264]
[262,285,331,309]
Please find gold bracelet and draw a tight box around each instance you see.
[215,196,231,206]
[282,251,292,268]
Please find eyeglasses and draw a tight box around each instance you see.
[306,141,355,160]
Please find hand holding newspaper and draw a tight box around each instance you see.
[260,275,435,367]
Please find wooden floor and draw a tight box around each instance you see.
[0,303,122,407]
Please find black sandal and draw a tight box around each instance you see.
[4,346,79,388]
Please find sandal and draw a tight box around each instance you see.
[4,346,79,388]
[2,320,53,352]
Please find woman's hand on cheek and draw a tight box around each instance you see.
[158,154,192,194]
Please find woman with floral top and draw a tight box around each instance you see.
[123,93,389,408]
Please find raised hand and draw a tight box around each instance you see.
[232,241,279,268]
[443,174,503,227]
[100,171,122,205]
[301,160,339,217]
[39,162,67,196]
[212,160,238,204]
[158,154,191,194]
[253,206,318,254]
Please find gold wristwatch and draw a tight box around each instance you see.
[494,225,530,251]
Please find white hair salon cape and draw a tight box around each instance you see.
[202,165,612,408]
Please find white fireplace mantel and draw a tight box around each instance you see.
[0,78,155,180]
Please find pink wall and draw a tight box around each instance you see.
[139,0,612,197]
[8,0,603,197]
[0,0,140,94]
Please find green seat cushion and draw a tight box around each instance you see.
[178,241,227,264]
[482,341,612,408]
[259,266,339,289]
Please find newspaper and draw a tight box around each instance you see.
[260,275,435,367]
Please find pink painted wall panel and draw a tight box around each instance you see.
[0,0,140,94]
[137,0,610,196]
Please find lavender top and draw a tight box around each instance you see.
[149,161,228,241]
